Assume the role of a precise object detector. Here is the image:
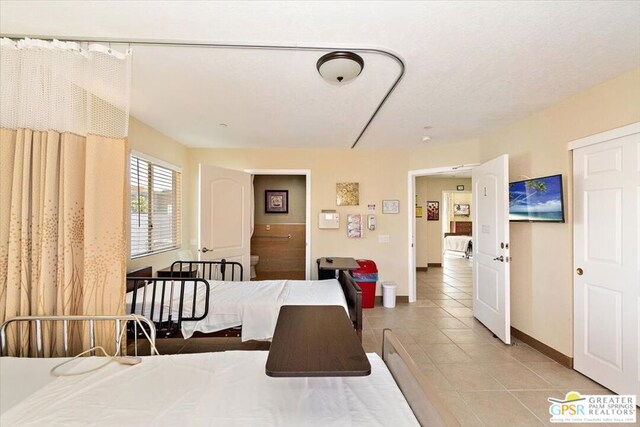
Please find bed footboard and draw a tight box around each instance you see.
[383,329,460,426]
[338,270,363,341]
[127,277,210,337]
[0,315,156,357]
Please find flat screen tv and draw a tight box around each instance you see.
[509,174,564,222]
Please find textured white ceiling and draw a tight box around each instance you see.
[1,1,639,149]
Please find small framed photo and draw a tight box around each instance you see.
[382,200,400,214]
[454,203,470,216]
[427,201,439,221]
[457,185,465,191]
[265,190,288,214]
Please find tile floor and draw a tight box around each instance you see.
[361,255,616,427]
[146,254,620,426]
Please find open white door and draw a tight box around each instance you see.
[472,155,511,344]
[200,164,251,280]
[573,128,639,396]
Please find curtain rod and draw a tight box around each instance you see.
[1,33,405,149]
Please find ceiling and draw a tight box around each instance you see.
[1,1,639,149]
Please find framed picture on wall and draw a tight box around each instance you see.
[382,200,400,214]
[265,190,288,213]
[427,201,439,221]
[454,203,470,216]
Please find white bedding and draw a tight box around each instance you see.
[0,352,419,426]
[126,279,349,341]
[443,235,472,254]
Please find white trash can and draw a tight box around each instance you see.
[382,281,397,308]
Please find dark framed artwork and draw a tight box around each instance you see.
[427,201,439,221]
[265,190,288,214]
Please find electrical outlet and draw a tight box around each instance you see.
[266,225,271,231]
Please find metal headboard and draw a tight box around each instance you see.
[171,259,244,281]
[0,315,156,358]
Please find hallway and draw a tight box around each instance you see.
[361,255,609,426]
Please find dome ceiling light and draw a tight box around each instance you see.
[316,51,364,84]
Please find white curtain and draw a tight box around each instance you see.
[0,38,131,137]
[0,38,131,356]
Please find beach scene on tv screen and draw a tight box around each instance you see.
[509,176,563,221]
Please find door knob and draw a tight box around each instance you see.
[576,267,583,276]
[201,247,212,253]
[493,256,504,262]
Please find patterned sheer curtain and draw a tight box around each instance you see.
[0,38,131,356]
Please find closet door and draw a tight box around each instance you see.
[573,126,639,396]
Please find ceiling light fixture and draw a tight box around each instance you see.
[316,51,364,84]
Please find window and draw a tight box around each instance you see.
[130,153,182,258]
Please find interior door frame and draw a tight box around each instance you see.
[245,169,312,279]
[407,165,478,302]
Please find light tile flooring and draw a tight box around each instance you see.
[361,255,615,427]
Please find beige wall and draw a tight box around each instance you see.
[253,175,306,224]
[127,117,191,274]
[477,68,640,356]
[415,177,471,267]
[190,149,417,294]
[125,68,639,359]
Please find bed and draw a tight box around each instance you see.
[443,233,473,258]
[444,221,473,258]
[126,260,363,342]
[0,316,460,426]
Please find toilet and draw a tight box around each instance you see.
[250,255,259,279]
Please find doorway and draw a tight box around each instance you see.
[409,165,477,302]
[245,169,311,280]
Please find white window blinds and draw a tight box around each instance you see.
[130,154,182,258]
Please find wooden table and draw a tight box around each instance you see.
[266,305,371,377]
[317,257,360,280]
[157,265,198,278]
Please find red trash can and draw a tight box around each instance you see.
[351,259,378,309]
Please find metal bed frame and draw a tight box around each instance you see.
[383,329,460,427]
[170,259,243,281]
[0,315,157,357]
[127,277,211,337]
[127,259,363,340]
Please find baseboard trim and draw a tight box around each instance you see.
[511,327,573,368]
[428,263,441,268]
[374,296,409,304]
[416,267,429,271]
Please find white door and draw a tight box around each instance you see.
[472,155,511,344]
[200,164,251,280]
[573,130,639,396]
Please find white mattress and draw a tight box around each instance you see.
[126,279,349,341]
[0,357,72,414]
[1,352,419,426]
[443,235,472,253]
